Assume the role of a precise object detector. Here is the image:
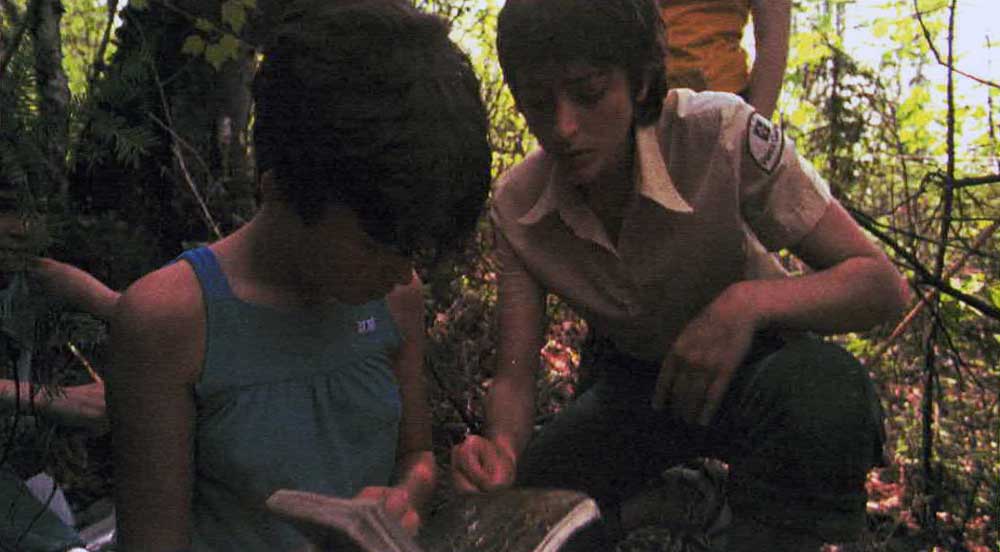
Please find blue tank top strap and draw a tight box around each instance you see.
[175,246,234,300]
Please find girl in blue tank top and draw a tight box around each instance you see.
[104,1,492,550]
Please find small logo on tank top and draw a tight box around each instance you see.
[356,317,376,334]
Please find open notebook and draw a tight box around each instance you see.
[266,487,604,552]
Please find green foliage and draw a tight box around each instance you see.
[177,1,253,70]
[61,0,114,97]
[783,1,998,548]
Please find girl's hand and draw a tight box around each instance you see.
[354,486,421,536]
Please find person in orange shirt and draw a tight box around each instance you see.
[660,0,791,118]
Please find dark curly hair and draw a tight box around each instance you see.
[497,0,667,126]
[253,0,491,266]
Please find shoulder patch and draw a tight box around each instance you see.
[746,112,784,174]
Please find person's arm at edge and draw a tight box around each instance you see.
[0,379,107,432]
[451,230,544,492]
[30,257,120,321]
[107,264,202,551]
[0,259,117,432]
[747,0,791,119]
[382,273,436,532]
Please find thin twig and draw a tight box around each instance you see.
[136,14,224,241]
[850,209,999,261]
[913,0,999,89]
[919,0,959,528]
[849,207,1000,321]
[173,142,223,240]
[867,220,1000,362]
[145,112,223,239]
[67,341,103,385]
[147,112,214,185]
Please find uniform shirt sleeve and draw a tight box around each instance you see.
[487,184,548,334]
[491,217,546,319]
[734,104,833,251]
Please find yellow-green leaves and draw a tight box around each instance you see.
[181,35,206,56]
[221,0,248,34]
[179,0,256,70]
[195,18,215,32]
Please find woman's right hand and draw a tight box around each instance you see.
[450,434,517,493]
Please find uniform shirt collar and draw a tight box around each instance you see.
[634,124,694,213]
[517,123,693,227]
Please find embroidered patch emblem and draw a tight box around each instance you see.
[356,317,376,334]
[746,112,784,174]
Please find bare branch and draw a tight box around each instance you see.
[867,219,1000,362]
[952,173,1000,188]
[848,207,1000,321]
[173,141,224,240]
[913,0,1000,89]
[138,11,224,241]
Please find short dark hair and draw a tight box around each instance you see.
[497,0,666,126]
[253,0,491,266]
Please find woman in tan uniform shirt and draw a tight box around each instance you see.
[451,1,906,550]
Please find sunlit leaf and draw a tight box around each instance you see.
[221,0,247,34]
[181,35,206,57]
[218,33,240,57]
[204,43,228,70]
[873,18,891,39]
[989,285,1000,309]
[195,17,215,32]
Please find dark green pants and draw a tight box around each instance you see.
[516,334,885,544]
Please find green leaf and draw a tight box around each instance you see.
[241,0,257,8]
[204,43,228,70]
[873,18,891,39]
[792,31,830,66]
[195,18,215,32]
[130,0,148,9]
[218,33,240,58]
[221,0,247,33]
[181,35,206,56]
[989,285,1000,309]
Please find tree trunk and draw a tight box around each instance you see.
[30,0,70,202]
